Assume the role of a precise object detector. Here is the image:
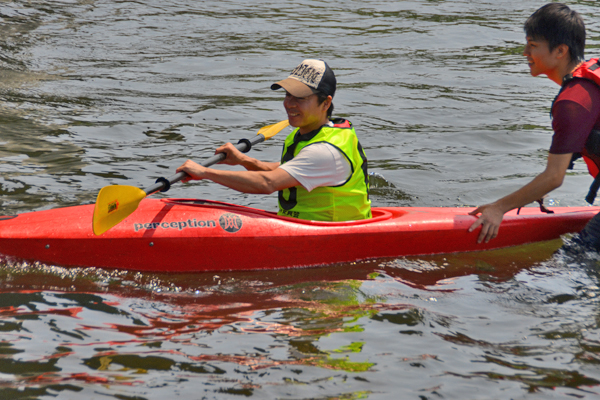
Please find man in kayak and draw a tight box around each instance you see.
[177,59,372,222]
[469,3,600,248]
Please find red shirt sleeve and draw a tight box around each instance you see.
[550,79,600,154]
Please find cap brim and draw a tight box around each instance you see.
[271,78,317,98]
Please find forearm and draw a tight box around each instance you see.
[203,168,296,194]
[491,169,564,213]
[469,153,572,243]
[239,157,280,172]
[202,169,273,193]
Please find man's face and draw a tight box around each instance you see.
[283,92,330,134]
[523,36,561,77]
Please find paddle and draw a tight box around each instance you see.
[92,120,290,235]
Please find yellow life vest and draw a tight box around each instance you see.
[278,119,372,221]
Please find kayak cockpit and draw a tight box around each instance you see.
[162,198,397,226]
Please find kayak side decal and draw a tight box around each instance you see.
[219,213,243,233]
[133,219,217,232]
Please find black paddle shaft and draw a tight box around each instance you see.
[143,134,267,195]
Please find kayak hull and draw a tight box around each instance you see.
[0,198,596,272]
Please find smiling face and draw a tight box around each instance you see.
[283,92,331,135]
[523,36,566,79]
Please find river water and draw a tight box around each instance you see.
[2,0,600,398]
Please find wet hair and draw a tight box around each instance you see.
[524,3,585,62]
[316,91,334,118]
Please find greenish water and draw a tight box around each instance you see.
[1,0,600,398]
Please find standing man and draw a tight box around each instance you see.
[469,3,600,248]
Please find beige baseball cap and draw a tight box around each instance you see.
[271,59,336,98]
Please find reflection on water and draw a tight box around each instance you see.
[2,0,600,398]
[1,242,600,398]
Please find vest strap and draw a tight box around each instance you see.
[536,198,554,214]
[569,152,582,170]
[516,198,554,215]
[587,175,600,204]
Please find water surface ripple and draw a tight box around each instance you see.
[2,0,600,398]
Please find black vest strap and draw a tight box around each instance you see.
[536,198,554,214]
[281,128,322,163]
[569,152,582,170]
[516,198,554,215]
[584,130,600,204]
[587,175,600,204]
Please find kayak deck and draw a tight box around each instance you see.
[0,198,597,272]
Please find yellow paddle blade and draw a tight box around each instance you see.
[92,185,147,236]
[257,119,289,139]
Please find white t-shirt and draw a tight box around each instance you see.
[279,142,352,192]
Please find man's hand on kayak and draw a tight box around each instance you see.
[177,160,207,182]
[468,204,505,243]
[466,154,572,244]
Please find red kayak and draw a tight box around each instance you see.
[0,198,596,272]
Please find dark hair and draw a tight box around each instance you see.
[524,3,585,62]
[316,92,334,118]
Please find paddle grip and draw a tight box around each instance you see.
[146,134,267,194]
